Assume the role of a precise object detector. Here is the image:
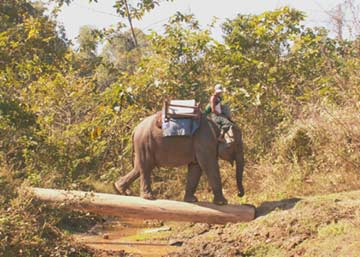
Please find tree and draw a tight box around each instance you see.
[52,0,173,48]
[116,13,214,111]
[101,28,147,70]
[75,25,101,76]
[94,28,148,90]
[0,0,67,98]
[0,0,69,175]
[216,7,345,157]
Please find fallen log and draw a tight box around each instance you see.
[29,187,255,224]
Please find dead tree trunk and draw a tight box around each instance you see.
[29,187,255,224]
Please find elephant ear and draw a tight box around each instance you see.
[218,141,236,165]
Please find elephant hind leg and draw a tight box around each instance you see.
[140,163,156,200]
[114,168,140,195]
[115,163,155,200]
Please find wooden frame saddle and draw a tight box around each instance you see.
[163,99,201,120]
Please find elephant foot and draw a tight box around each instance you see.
[237,185,245,197]
[113,181,128,195]
[141,192,156,200]
[184,195,198,203]
[213,196,228,205]
[237,191,245,197]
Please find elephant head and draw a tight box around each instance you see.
[218,126,245,197]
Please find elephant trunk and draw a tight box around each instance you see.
[235,151,245,197]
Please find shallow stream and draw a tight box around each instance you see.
[73,219,179,256]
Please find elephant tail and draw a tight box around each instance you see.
[131,132,135,167]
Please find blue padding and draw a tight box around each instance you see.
[162,118,200,137]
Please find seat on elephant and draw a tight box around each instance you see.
[164,99,200,119]
[162,99,200,137]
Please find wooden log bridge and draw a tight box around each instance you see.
[29,187,256,224]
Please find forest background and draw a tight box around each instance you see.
[0,0,359,255]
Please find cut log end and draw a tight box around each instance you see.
[29,187,256,224]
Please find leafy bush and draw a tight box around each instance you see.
[0,176,94,256]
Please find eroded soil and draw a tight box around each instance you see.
[171,190,360,257]
[73,191,360,257]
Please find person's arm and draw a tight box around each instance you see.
[210,96,220,115]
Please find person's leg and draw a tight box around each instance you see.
[221,116,233,133]
[210,114,225,142]
[211,114,233,142]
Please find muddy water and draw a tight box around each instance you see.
[73,219,179,257]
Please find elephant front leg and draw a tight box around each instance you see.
[184,162,202,203]
[197,156,228,205]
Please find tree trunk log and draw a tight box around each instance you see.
[29,187,256,224]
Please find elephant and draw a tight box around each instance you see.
[113,112,245,205]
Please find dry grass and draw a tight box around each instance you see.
[241,102,360,204]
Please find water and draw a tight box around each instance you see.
[74,218,179,256]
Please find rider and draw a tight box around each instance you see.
[206,84,233,141]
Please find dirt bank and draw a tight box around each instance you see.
[73,190,360,256]
[169,190,360,257]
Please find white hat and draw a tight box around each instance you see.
[214,84,223,93]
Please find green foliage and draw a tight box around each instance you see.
[75,26,102,77]
[0,0,67,91]
[215,7,356,159]
[1,0,360,253]
[95,28,149,90]
[52,0,173,21]
[101,28,147,70]
[121,13,214,111]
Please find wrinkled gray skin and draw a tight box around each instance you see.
[114,112,245,205]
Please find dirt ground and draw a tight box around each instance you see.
[74,190,360,257]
